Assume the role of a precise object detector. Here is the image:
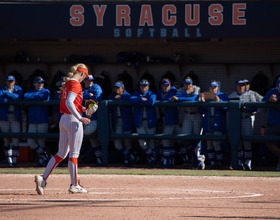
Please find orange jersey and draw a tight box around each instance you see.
[60,79,83,114]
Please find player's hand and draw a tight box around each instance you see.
[142,97,148,101]
[82,106,87,112]
[80,117,90,124]
[214,95,220,102]
[115,95,121,99]
[171,96,178,102]
[200,93,205,102]
[269,94,278,102]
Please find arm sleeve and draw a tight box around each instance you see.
[66,91,82,120]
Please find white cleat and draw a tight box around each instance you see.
[34,175,46,195]
[69,184,88,194]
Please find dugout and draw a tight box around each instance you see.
[0,0,280,167]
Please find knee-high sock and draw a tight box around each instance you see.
[12,146,19,164]
[43,155,63,181]
[68,157,78,186]
[4,145,12,165]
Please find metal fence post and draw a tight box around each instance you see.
[228,100,241,169]
[97,100,109,166]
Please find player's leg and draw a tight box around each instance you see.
[161,125,175,168]
[213,131,223,169]
[89,138,102,166]
[146,126,157,167]
[123,132,135,167]
[67,115,88,193]
[37,123,50,166]
[35,115,68,195]
[179,113,191,164]
[84,120,101,166]
[43,116,69,181]
[28,123,46,167]
[242,117,253,170]
[265,126,280,171]
[10,118,20,167]
[0,120,12,167]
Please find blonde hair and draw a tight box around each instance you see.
[65,72,73,83]
[71,63,88,74]
[65,63,88,82]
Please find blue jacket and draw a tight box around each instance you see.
[262,88,280,127]
[0,85,23,121]
[156,86,178,125]
[82,83,103,120]
[202,91,228,133]
[176,90,199,101]
[24,88,50,124]
[108,90,133,132]
[130,90,157,129]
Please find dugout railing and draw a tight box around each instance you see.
[0,100,279,169]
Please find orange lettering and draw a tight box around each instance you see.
[209,4,223,25]
[116,5,131,26]
[185,4,200,26]
[93,5,107,26]
[162,5,176,26]
[70,5,84,26]
[139,5,153,26]
[233,3,246,25]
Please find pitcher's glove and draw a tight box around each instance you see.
[85,99,98,117]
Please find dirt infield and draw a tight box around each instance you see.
[0,173,279,220]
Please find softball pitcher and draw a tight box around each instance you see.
[35,63,92,195]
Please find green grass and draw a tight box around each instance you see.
[0,167,280,177]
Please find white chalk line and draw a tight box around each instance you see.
[1,174,279,181]
[0,187,263,202]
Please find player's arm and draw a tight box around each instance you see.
[65,91,82,121]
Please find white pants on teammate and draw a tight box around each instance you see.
[136,120,156,151]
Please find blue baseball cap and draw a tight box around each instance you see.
[114,82,124,88]
[33,77,45,83]
[235,80,245,86]
[208,81,219,87]
[85,75,94,81]
[161,79,171,85]
[140,80,149,86]
[60,77,65,83]
[243,79,250,84]
[6,76,15,81]
[276,77,280,88]
[183,78,193,84]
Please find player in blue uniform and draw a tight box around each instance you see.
[171,77,202,167]
[156,78,178,168]
[0,75,23,167]
[228,80,259,170]
[82,75,103,166]
[108,81,135,166]
[262,77,280,171]
[130,79,157,167]
[201,80,228,169]
[24,77,50,167]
